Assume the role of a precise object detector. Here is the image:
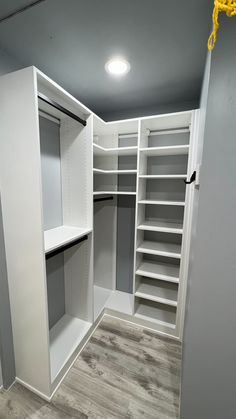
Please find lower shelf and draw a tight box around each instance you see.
[50,314,92,382]
[135,298,176,329]
[135,277,178,307]
[137,220,183,234]
[136,240,181,259]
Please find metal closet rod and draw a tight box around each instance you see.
[94,196,114,203]
[45,235,88,260]
[38,93,87,127]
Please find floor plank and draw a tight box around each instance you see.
[0,315,181,418]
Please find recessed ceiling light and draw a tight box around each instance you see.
[105,57,130,76]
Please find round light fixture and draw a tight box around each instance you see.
[105,57,130,76]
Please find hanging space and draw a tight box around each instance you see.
[93,116,138,319]
[38,73,94,387]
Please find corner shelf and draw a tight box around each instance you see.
[44,225,92,254]
[139,145,189,156]
[93,143,138,156]
[136,260,180,283]
[137,240,181,259]
[138,200,185,206]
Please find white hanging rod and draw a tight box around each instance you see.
[146,127,190,136]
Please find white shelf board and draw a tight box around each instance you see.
[93,191,136,196]
[137,240,181,259]
[135,302,176,329]
[139,145,189,156]
[136,261,179,283]
[135,280,178,307]
[137,220,183,234]
[138,200,185,206]
[44,225,92,254]
[50,314,92,382]
[93,168,137,175]
[139,174,187,179]
[94,285,113,320]
[93,143,138,156]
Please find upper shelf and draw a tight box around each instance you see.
[93,168,137,175]
[93,143,138,156]
[44,225,92,254]
[139,145,189,156]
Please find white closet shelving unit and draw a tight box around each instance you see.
[134,112,198,336]
[0,66,200,400]
[0,67,93,399]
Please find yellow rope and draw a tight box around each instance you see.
[208,0,236,50]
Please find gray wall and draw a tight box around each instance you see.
[0,197,15,388]
[181,17,236,419]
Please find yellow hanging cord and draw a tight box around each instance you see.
[208,0,236,50]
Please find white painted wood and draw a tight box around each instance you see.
[139,145,189,156]
[93,143,138,156]
[50,314,91,381]
[135,279,178,307]
[135,300,176,329]
[139,174,187,179]
[137,220,183,234]
[0,67,51,397]
[93,191,136,196]
[136,261,179,283]
[175,110,200,340]
[94,285,113,320]
[136,241,181,258]
[105,290,133,315]
[93,168,137,174]
[44,226,92,253]
[138,199,185,206]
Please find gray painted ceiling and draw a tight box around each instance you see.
[0,0,212,120]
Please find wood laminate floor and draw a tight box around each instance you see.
[0,315,181,419]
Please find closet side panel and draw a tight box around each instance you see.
[0,68,51,397]
[116,196,135,293]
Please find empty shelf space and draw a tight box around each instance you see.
[93,191,136,196]
[139,200,185,206]
[93,168,137,174]
[44,225,92,254]
[139,145,189,156]
[135,278,178,307]
[93,143,138,156]
[50,314,92,381]
[137,240,181,258]
[138,220,183,234]
[94,285,113,320]
[135,299,176,329]
[139,174,187,179]
[105,290,133,315]
[136,260,179,283]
